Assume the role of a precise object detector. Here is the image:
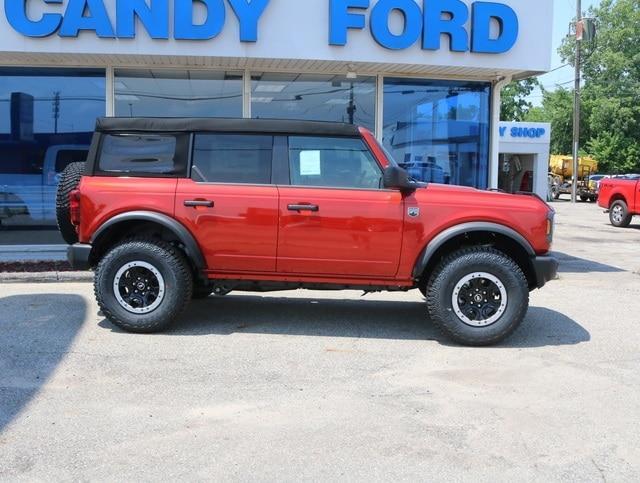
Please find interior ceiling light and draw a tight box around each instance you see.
[255,84,287,93]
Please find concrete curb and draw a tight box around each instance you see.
[0,271,93,283]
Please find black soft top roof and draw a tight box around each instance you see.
[95,117,362,136]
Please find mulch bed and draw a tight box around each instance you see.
[0,261,75,273]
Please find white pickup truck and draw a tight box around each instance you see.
[0,144,88,226]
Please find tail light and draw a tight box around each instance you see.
[69,189,81,227]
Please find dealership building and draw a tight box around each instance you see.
[0,0,553,254]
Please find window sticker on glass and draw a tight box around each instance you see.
[299,150,321,176]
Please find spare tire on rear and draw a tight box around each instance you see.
[56,162,85,245]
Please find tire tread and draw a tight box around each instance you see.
[55,162,85,245]
[425,246,529,346]
[94,237,193,333]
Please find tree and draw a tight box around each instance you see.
[524,87,574,155]
[559,0,640,173]
[500,78,540,122]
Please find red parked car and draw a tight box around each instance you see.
[57,118,557,346]
[598,177,640,227]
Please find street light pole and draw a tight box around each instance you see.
[571,0,582,203]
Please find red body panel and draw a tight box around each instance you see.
[78,177,178,243]
[396,184,552,279]
[77,129,553,287]
[175,180,279,272]
[277,186,404,277]
[598,179,640,213]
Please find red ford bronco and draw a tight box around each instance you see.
[598,177,640,227]
[57,118,557,346]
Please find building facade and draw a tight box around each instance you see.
[499,122,552,200]
[0,0,553,249]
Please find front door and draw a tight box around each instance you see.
[175,133,279,273]
[277,135,404,277]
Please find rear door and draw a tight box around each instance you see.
[175,133,279,273]
[276,135,404,277]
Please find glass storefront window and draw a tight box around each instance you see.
[383,78,491,189]
[114,69,243,118]
[251,73,375,131]
[0,68,105,245]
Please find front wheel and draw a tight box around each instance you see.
[95,238,193,333]
[609,200,632,228]
[425,247,529,346]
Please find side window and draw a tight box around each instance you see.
[98,133,186,175]
[288,136,382,189]
[192,134,273,184]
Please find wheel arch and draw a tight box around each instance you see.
[413,222,538,290]
[609,193,627,208]
[90,211,206,273]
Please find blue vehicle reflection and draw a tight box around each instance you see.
[1,140,89,226]
[0,67,105,236]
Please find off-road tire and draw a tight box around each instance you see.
[56,162,85,245]
[95,238,193,333]
[609,200,632,228]
[425,247,529,346]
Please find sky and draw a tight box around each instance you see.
[528,0,602,105]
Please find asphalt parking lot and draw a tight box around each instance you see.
[1,202,639,481]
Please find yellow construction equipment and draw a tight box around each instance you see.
[549,155,598,179]
[548,155,599,201]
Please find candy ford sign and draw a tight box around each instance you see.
[329,0,518,53]
[5,0,270,41]
[0,0,553,74]
[6,0,518,54]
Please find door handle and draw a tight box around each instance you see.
[288,204,319,212]
[184,200,214,208]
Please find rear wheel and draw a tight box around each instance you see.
[95,238,193,333]
[609,200,632,228]
[56,162,85,245]
[425,247,529,346]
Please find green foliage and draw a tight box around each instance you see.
[500,78,540,122]
[557,0,640,173]
[524,88,575,155]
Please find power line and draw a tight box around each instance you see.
[542,63,571,75]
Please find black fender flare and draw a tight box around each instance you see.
[412,222,535,279]
[91,211,206,271]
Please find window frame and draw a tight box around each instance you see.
[284,134,387,192]
[188,132,278,186]
[93,131,190,178]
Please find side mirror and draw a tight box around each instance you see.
[383,166,416,193]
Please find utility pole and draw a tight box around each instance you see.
[571,0,582,203]
[52,91,61,134]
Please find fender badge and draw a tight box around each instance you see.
[408,207,420,218]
